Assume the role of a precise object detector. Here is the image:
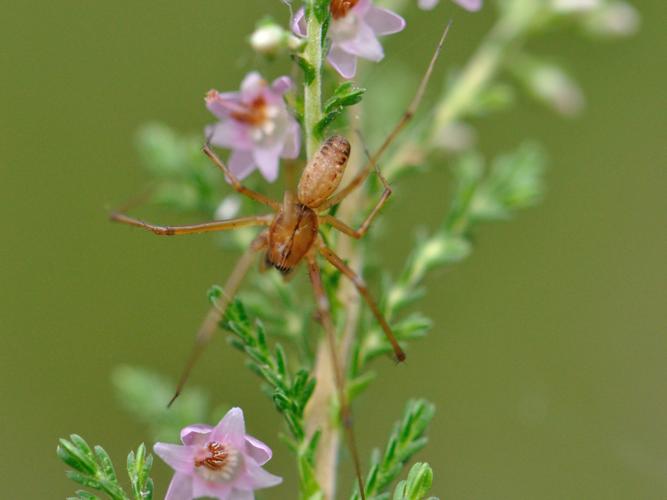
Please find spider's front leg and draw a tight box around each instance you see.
[110,212,273,235]
[168,232,268,406]
[202,144,281,211]
[317,22,451,211]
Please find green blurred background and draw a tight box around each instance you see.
[1,1,664,498]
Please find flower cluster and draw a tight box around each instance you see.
[205,0,484,184]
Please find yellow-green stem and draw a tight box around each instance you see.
[303,7,324,159]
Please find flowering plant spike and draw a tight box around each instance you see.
[58,1,639,499]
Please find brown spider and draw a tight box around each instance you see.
[111,24,450,499]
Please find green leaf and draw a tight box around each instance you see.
[400,462,433,500]
[208,285,224,307]
[58,437,97,475]
[94,446,118,482]
[316,83,367,138]
[293,55,316,85]
[311,0,331,24]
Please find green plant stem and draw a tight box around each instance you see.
[303,6,324,159]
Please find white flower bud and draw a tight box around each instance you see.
[551,0,600,13]
[215,196,242,221]
[583,1,640,37]
[249,24,287,56]
[529,64,585,116]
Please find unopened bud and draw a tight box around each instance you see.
[551,0,600,14]
[512,57,584,117]
[249,23,288,56]
[582,1,640,37]
[531,64,584,116]
[215,196,241,220]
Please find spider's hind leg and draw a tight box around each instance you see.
[306,253,367,500]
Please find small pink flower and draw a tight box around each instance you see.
[292,0,406,79]
[418,0,483,11]
[206,73,300,182]
[154,407,282,500]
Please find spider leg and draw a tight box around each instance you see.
[318,22,452,211]
[319,243,406,362]
[202,144,281,211]
[110,213,273,235]
[306,253,367,500]
[168,232,268,406]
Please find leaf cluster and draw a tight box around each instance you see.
[224,300,316,443]
[350,399,435,500]
[57,436,153,500]
[315,82,366,139]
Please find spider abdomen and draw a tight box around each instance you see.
[297,135,351,209]
[266,203,318,273]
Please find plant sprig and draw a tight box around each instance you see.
[58,437,153,500]
[222,299,323,498]
[351,399,435,500]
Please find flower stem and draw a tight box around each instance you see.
[303,4,324,159]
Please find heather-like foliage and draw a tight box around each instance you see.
[59,1,638,498]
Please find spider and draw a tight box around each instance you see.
[111,24,450,499]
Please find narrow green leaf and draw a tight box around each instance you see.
[94,445,118,482]
[293,55,316,85]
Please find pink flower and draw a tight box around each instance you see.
[292,0,405,79]
[206,73,300,182]
[418,0,483,11]
[154,408,282,500]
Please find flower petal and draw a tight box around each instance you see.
[339,22,384,62]
[211,407,247,449]
[280,120,301,160]
[228,489,254,500]
[164,472,194,500]
[327,45,358,79]
[454,0,483,11]
[192,477,232,499]
[180,424,212,446]
[206,90,243,119]
[253,144,282,183]
[271,76,293,95]
[291,8,306,36]
[365,6,406,35]
[418,0,440,9]
[207,120,252,151]
[353,0,373,15]
[237,462,283,490]
[240,72,267,102]
[244,435,272,466]
[228,150,257,180]
[153,443,195,474]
